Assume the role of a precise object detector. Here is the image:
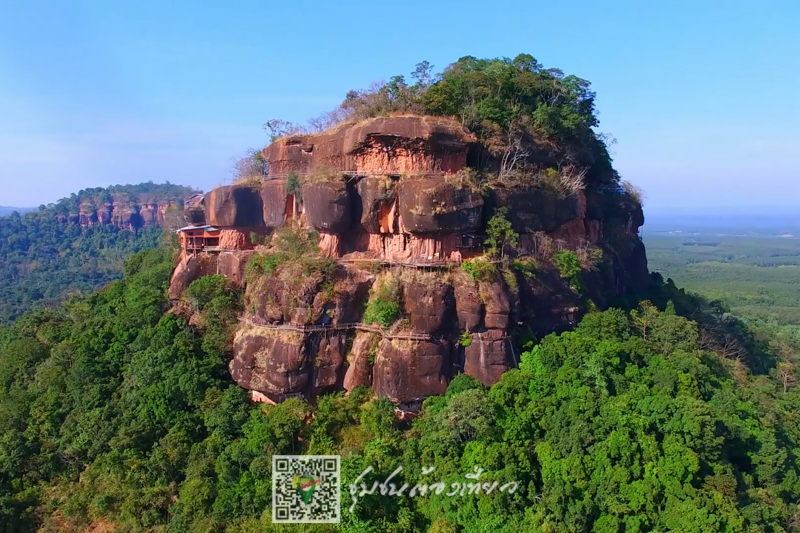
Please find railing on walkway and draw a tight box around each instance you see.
[241,316,439,341]
[241,316,514,345]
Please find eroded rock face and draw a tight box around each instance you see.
[343,332,377,391]
[311,334,346,393]
[206,185,263,228]
[62,190,193,230]
[398,179,483,233]
[262,116,476,176]
[357,177,396,233]
[217,251,254,286]
[302,181,352,233]
[247,263,327,325]
[481,281,511,330]
[403,276,454,334]
[453,272,484,331]
[464,329,512,387]
[489,188,582,233]
[230,326,307,399]
[372,339,449,404]
[261,179,288,228]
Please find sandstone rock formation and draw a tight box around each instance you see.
[260,179,289,228]
[372,339,449,403]
[262,116,476,176]
[205,185,264,228]
[168,115,649,407]
[397,179,483,234]
[302,181,353,233]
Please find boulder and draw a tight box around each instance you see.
[463,329,512,387]
[219,228,257,250]
[302,181,352,233]
[398,178,483,233]
[372,339,449,403]
[230,326,308,396]
[260,179,288,228]
[205,185,264,227]
[403,277,454,334]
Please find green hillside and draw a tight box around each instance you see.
[0,182,196,325]
[1,243,800,531]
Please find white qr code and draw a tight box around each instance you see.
[272,455,341,523]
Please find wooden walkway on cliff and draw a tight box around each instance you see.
[239,316,515,357]
[240,316,438,341]
[338,258,455,270]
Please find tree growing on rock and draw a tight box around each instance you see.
[484,207,519,259]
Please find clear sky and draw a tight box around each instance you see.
[0,0,798,210]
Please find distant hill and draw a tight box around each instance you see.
[50,181,200,229]
[0,206,35,217]
[0,182,197,324]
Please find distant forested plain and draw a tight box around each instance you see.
[645,231,800,326]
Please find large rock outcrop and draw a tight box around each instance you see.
[464,329,512,387]
[260,179,288,228]
[169,116,650,407]
[489,188,583,233]
[372,339,449,404]
[302,181,353,233]
[357,176,396,233]
[231,325,307,398]
[262,116,476,176]
[205,185,264,228]
[397,179,484,234]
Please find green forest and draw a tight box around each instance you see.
[646,233,800,332]
[2,240,800,532]
[0,182,197,325]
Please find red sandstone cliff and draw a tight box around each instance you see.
[169,116,647,407]
[262,116,475,175]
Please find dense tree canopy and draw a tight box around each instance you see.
[1,242,800,531]
[0,182,197,324]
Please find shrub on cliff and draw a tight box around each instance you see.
[363,277,401,327]
[246,225,329,281]
[484,207,519,259]
[461,259,497,282]
[554,249,583,291]
[185,275,228,311]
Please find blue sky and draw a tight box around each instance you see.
[0,0,798,210]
